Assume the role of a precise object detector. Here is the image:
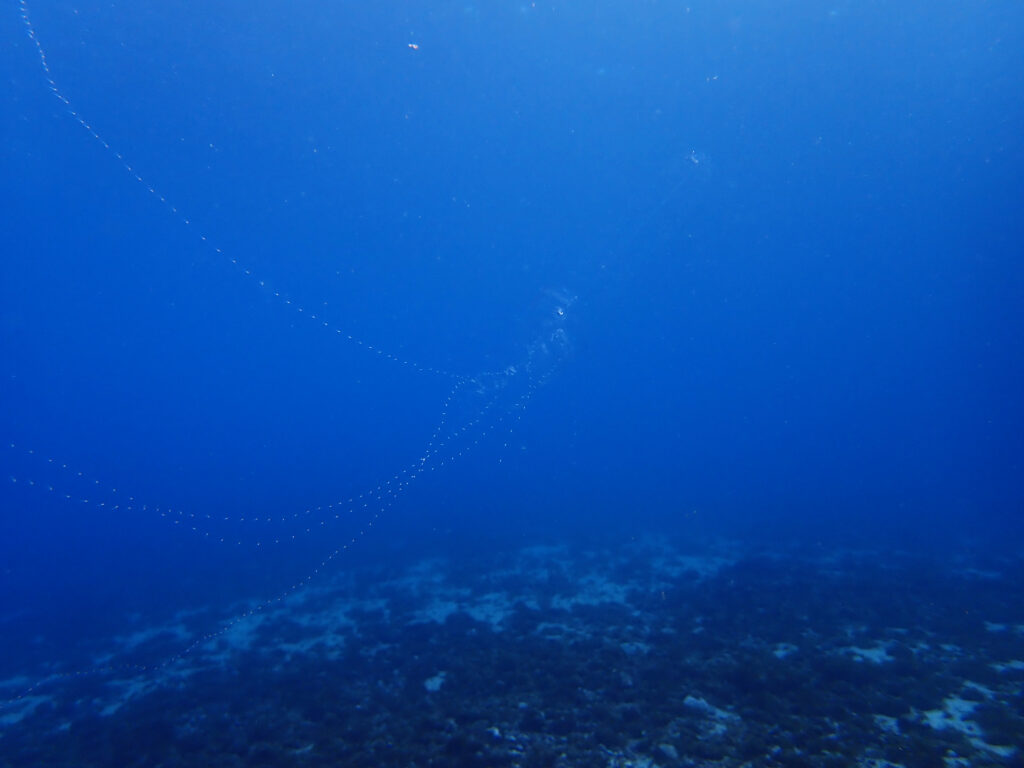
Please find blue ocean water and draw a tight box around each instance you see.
[1,1,1022,765]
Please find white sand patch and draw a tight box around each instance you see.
[683,694,740,737]
[0,674,32,691]
[534,621,587,640]
[265,594,382,659]
[654,553,735,581]
[389,558,450,596]
[621,641,650,656]
[844,643,893,664]
[0,693,51,726]
[963,681,996,698]
[606,754,657,768]
[464,592,515,630]
[991,659,1024,672]
[920,695,1017,757]
[773,643,798,659]
[484,544,573,590]
[874,714,901,734]
[288,595,380,631]
[658,743,680,761]
[207,611,268,656]
[412,598,463,625]
[116,622,191,652]
[408,589,515,630]
[922,695,981,734]
[551,573,631,609]
[943,757,972,767]
[278,629,348,660]
[100,676,159,716]
[424,671,446,692]
[631,534,739,585]
[684,695,739,721]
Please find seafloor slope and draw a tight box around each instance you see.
[1,535,1022,767]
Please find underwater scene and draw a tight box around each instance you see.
[1,1,1022,766]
